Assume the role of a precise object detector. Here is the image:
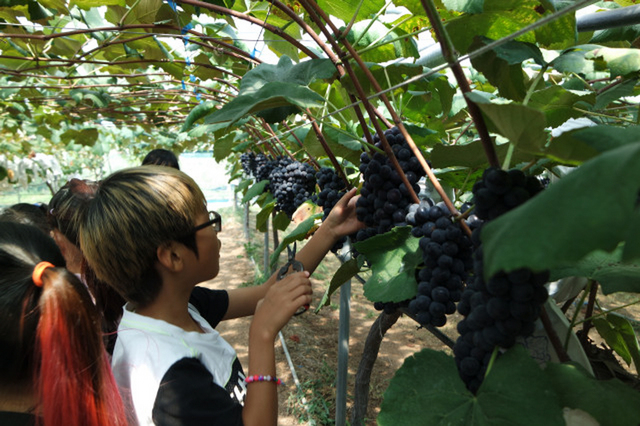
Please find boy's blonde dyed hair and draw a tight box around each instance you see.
[79,166,207,307]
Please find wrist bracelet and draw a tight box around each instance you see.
[244,375,282,385]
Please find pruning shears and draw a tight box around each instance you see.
[277,242,308,316]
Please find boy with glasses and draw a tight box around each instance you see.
[79,165,363,426]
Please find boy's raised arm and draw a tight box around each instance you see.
[223,188,363,320]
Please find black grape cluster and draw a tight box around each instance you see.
[355,127,426,242]
[453,167,548,393]
[314,167,347,217]
[269,159,317,218]
[313,167,350,252]
[254,153,277,186]
[240,152,256,176]
[406,201,474,327]
[472,167,543,220]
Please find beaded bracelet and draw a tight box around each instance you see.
[244,375,282,385]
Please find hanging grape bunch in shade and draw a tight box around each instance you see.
[240,152,256,176]
[269,158,317,218]
[453,167,549,393]
[406,201,474,328]
[355,126,426,242]
[313,167,349,252]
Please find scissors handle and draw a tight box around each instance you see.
[277,243,308,315]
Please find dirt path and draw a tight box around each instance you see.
[199,212,452,425]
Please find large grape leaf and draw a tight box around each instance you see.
[544,125,640,165]
[585,46,640,77]
[317,0,385,25]
[342,20,419,63]
[528,86,595,128]
[238,56,336,95]
[469,38,543,102]
[353,227,421,303]
[316,255,365,311]
[466,92,547,153]
[544,362,640,426]
[445,0,545,54]
[269,213,322,268]
[430,139,530,169]
[593,313,640,369]
[443,0,484,13]
[241,180,269,203]
[550,247,640,295]
[482,142,640,279]
[202,83,325,126]
[379,346,564,425]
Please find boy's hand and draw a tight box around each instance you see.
[251,271,312,341]
[323,188,365,241]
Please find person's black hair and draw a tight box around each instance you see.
[0,203,50,235]
[141,149,180,170]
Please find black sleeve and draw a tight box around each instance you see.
[152,358,243,426]
[189,287,229,328]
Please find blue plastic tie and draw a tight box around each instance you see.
[181,80,186,90]
[189,74,196,83]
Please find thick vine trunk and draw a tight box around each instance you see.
[351,310,401,426]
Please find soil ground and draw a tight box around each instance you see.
[201,206,640,425]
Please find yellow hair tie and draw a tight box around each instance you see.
[32,262,54,287]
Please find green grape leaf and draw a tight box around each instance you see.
[592,315,633,366]
[317,0,386,24]
[181,101,217,132]
[379,346,565,425]
[239,56,336,95]
[443,0,484,13]
[431,140,530,169]
[316,255,365,311]
[342,20,419,63]
[213,132,235,162]
[272,210,291,232]
[269,213,323,268]
[466,92,547,153]
[594,78,636,110]
[256,201,276,233]
[550,247,640,295]
[482,142,640,278]
[203,82,325,126]
[544,361,640,426]
[241,180,269,203]
[528,86,596,128]
[586,46,640,77]
[353,227,421,303]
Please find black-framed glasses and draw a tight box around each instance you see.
[192,211,222,233]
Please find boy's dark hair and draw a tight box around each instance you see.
[141,149,180,170]
[79,166,206,307]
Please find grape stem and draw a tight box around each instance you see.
[580,280,599,347]
[418,0,500,169]
[541,305,571,363]
[484,346,500,379]
[565,281,591,351]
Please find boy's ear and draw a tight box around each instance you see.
[156,242,185,272]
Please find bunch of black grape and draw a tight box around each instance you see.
[270,159,316,218]
[240,152,256,176]
[406,201,474,327]
[453,167,548,393]
[472,167,543,220]
[252,153,276,184]
[313,167,350,251]
[355,126,426,242]
[314,167,347,214]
